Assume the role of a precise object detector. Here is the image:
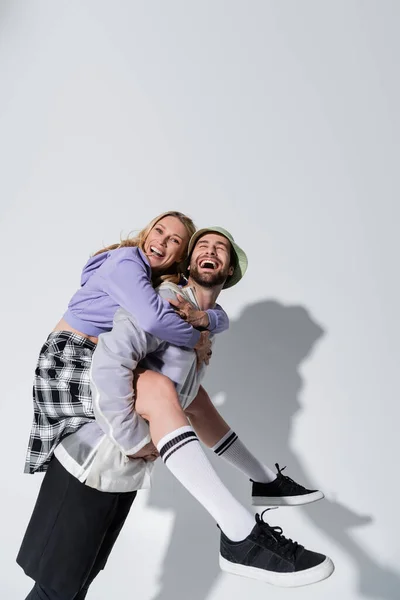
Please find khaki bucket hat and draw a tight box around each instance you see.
[187,226,248,289]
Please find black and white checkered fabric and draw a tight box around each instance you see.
[24,332,96,474]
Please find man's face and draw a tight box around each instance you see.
[188,233,234,288]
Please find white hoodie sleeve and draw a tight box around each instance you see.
[90,308,161,456]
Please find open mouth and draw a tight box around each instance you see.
[150,246,165,258]
[199,259,218,270]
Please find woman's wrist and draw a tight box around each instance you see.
[198,311,210,329]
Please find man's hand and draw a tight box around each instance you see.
[194,331,212,369]
[128,441,159,462]
[168,295,209,329]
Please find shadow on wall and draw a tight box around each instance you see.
[147,300,399,600]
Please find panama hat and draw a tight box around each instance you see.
[186,226,248,289]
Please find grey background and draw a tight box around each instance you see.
[0,2,399,599]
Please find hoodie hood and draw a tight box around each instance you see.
[80,252,110,286]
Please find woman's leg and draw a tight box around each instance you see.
[185,386,325,507]
[134,369,188,443]
[185,386,276,482]
[134,370,255,541]
[184,385,231,446]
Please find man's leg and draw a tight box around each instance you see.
[25,583,68,600]
[25,582,90,600]
[185,386,324,506]
[18,458,136,600]
[74,490,136,599]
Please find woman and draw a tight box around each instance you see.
[24,210,229,476]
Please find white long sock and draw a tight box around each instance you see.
[157,426,255,541]
[213,430,277,483]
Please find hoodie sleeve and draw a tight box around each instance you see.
[157,282,229,334]
[206,304,229,333]
[90,309,156,456]
[98,248,201,348]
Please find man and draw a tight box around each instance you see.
[21,228,333,599]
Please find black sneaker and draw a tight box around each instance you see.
[252,463,324,506]
[219,511,334,587]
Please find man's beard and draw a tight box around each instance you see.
[189,263,230,288]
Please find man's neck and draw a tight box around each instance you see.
[183,277,223,310]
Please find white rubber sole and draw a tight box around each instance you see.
[219,555,335,587]
[252,490,324,506]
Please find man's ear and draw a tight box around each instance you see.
[228,265,234,276]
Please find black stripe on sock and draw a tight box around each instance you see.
[219,436,238,455]
[214,432,238,456]
[159,431,197,459]
[163,437,198,464]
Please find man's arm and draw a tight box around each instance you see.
[91,308,160,456]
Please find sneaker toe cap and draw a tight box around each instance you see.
[295,550,327,572]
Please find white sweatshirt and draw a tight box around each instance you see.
[54,282,212,492]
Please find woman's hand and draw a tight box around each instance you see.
[194,331,212,369]
[128,441,159,462]
[168,295,209,329]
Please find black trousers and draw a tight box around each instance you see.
[25,582,89,600]
[17,458,137,600]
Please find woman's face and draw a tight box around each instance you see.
[144,216,189,272]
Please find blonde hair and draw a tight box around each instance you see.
[93,211,196,285]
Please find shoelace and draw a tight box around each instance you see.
[255,510,302,560]
[275,463,307,491]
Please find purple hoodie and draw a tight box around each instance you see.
[63,246,229,347]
